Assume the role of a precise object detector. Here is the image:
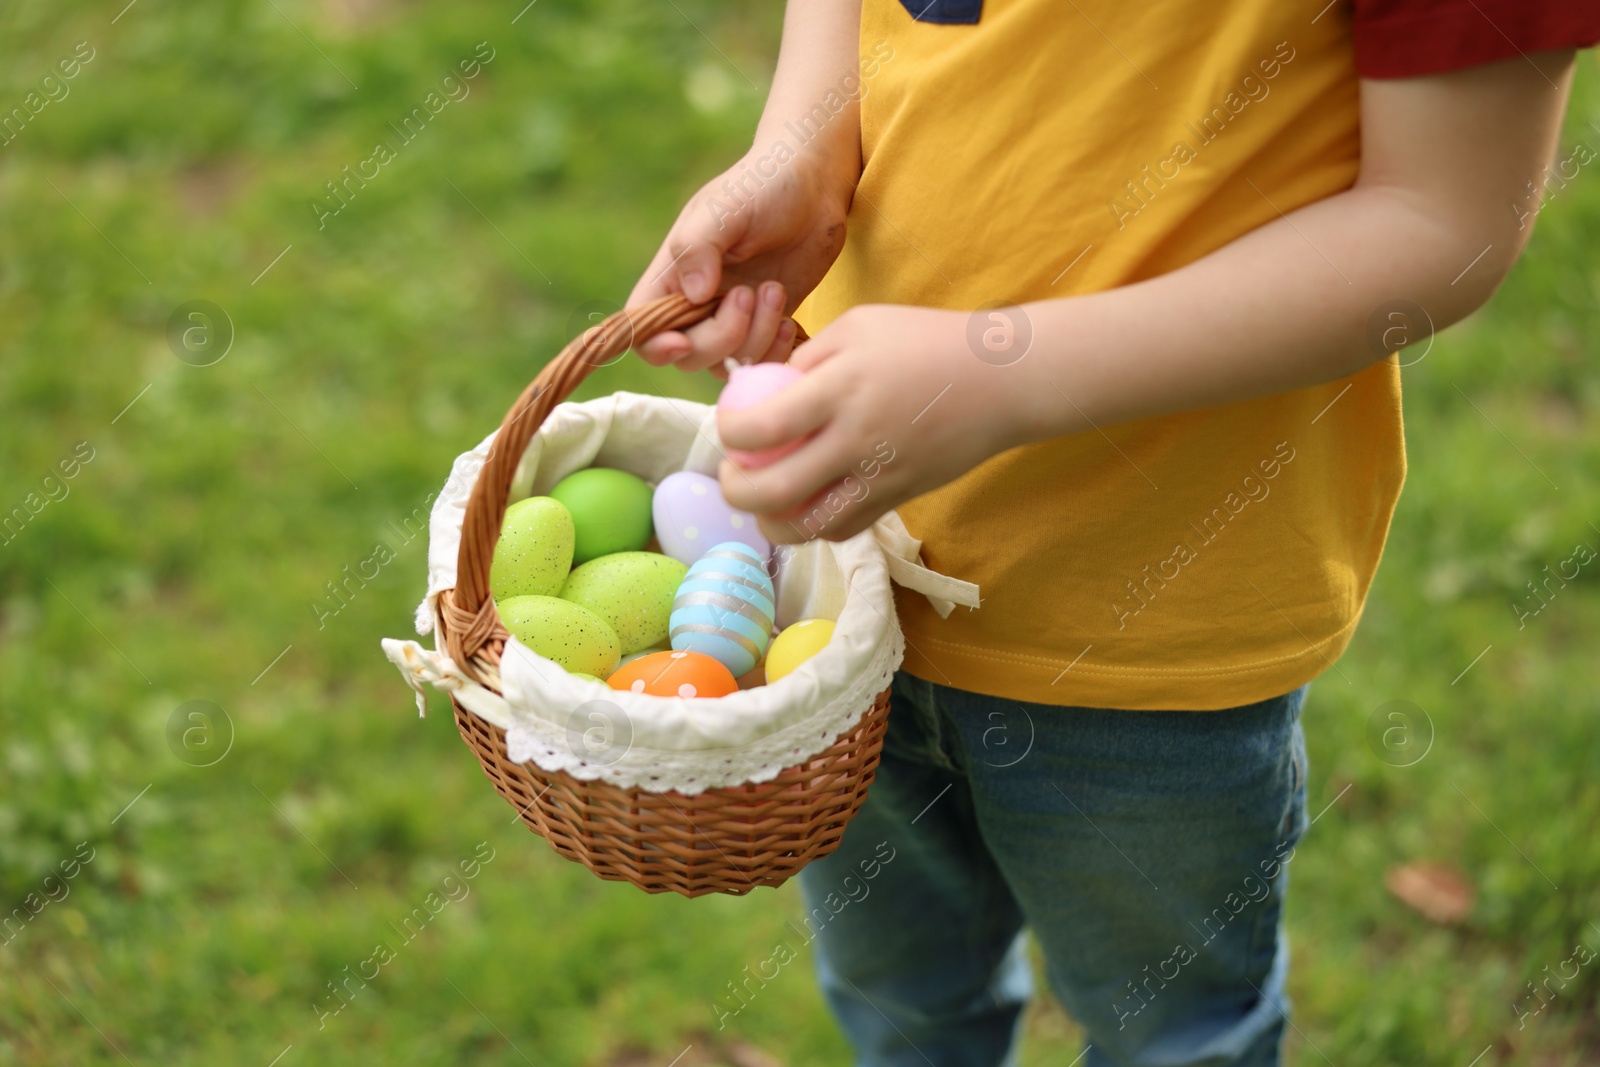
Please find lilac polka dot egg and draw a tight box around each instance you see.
[651,471,770,567]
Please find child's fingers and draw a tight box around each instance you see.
[717,367,836,459]
[668,240,724,305]
[701,318,794,379]
[759,319,798,364]
[726,282,788,367]
[629,237,723,308]
[672,286,758,373]
[788,334,839,372]
[717,422,853,518]
[633,330,691,366]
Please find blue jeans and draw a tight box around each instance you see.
[797,673,1310,1067]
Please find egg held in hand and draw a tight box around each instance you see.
[558,551,687,654]
[669,541,775,678]
[497,594,620,679]
[549,467,654,564]
[652,471,769,565]
[607,649,737,698]
[764,618,836,683]
[718,361,805,468]
[490,496,575,600]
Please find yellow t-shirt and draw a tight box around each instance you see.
[797,0,1404,710]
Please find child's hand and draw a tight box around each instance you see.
[626,150,855,374]
[715,304,1033,544]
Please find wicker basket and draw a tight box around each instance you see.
[435,292,891,897]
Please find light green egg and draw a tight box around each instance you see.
[549,468,654,564]
[618,643,671,669]
[491,496,575,600]
[497,594,620,678]
[568,673,602,683]
[558,551,687,654]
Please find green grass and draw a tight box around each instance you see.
[1,3,1597,1063]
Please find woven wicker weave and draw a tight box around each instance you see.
[435,293,891,897]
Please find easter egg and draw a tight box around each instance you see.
[618,643,670,669]
[669,542,775,677]
[569,673,602,683]
[549,468,654,564]
[491,496,575,600]
[719,362,806,468]
[497,595,620,678]
[652,471,769,566]
[765,619,836,683]
[607,650,737,699]
[558,551,687,654]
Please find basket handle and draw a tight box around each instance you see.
[440,292,790,685]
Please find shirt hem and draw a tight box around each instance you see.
[897,612,1363,711]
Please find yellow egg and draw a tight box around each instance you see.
[763,619,835,683]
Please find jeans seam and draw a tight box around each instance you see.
[1249,722,1306,1017]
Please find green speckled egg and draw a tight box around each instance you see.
[558,551,687,654]
[549,468,655,564]
[497,595,620,678]
[491,496,575,600]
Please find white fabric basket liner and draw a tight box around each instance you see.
[382,390,978,794]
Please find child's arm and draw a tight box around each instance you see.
[717,50,1578,541]
[626,0,863,373]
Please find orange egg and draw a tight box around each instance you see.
[606,650,737,699]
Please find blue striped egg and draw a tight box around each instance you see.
[669,542,775,677]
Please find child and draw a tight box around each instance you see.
[628,2,1598,1063]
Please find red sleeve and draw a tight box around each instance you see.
[1351,0,1600,79]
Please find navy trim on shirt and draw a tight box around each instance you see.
[898,0,982,25]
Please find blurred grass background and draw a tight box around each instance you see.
[0,2,1597,1064]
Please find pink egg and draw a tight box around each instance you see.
[718,362,805,468]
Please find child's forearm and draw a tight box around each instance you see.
[753,1,864,192]
[1002,52,1576,447]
